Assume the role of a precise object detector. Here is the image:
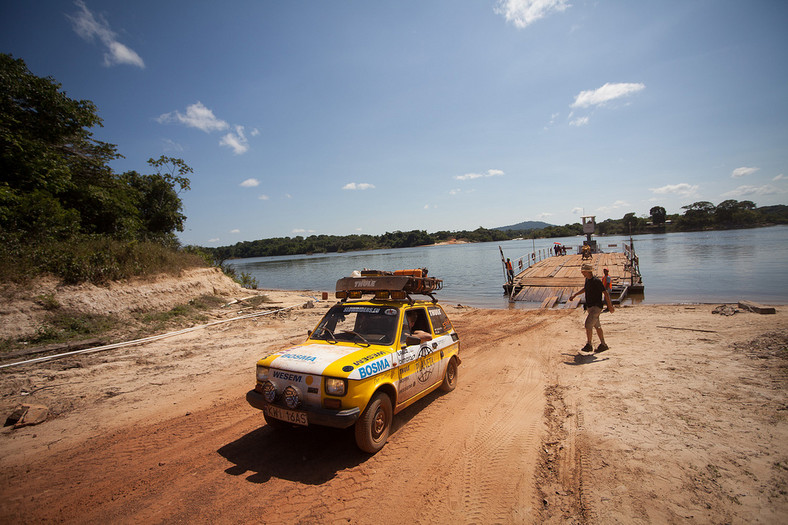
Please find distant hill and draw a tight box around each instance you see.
[494,220,554,232]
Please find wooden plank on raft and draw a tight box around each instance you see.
[564,297,581,309]
[738,300,776,314]
[540,296,558,309]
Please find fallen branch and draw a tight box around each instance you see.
[657,326,717,334]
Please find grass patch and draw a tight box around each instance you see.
[1,310,120,351]
[138,295,225,332]
[0,234,208,285]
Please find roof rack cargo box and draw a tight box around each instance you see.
[336,274,442,295]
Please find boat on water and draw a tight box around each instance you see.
[500,216,644,307]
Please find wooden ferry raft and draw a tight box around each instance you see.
[504,251,642,306]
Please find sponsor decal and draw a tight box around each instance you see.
[398,347,416,364]
[343,306,381,314]
[353,280,376,288]
[272,370,303,383]
[416,346,435,383]
[428,307,443,317]
[356,357,391,379]
[279,354,318,362]
[352,350,387,367]
[384,308,398,316]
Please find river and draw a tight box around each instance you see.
[228,225,788,308]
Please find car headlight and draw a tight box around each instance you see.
[324,377,347,396]
[256,365,269,382]
[262,381,277,403]
[283,386,301,409]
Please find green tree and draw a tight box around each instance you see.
[680,201,716,229]
[649,206,667,225]
[123,156,192,243]
[0,53,123,239]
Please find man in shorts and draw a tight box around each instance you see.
[569,263,615,353]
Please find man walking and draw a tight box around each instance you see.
[569,263,615,353]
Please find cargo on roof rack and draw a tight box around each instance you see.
[335,269,442,302]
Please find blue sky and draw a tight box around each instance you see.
[2,1,787,246]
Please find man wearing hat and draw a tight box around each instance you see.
[569,263,615,353]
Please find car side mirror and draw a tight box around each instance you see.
[404,335,421,347]
[307,330,312,337]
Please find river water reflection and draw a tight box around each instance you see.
[229,225,788,308]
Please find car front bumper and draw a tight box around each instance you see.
[246,389,361,429]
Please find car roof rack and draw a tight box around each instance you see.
[335,269,442,304]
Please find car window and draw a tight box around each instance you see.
[312,305,399,345]
[427,306,453,335]
[400,308,431,344]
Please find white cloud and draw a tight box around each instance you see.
[571,82,646,109]
[538,212,553,220]
[292,228,316,234]
[250,128,260,137]
[570,116,589,127]
[208,238,220,243]
[240,178,260,188]
[161,138,183,152]
[494,0,570,29]
[774,174,785,181]
[230,229,240,234]
[650,183,699,197]
[258,194,270,201]
[158,102,229,133]
[721,185,783,198]
[449,188,462,196]
[731,166,759,178]
[597,200,631,213]
[342,182,375,190]
[220,125,249,155]
[454,169,505,181]
[68,1,144,68]
[571,207,583,214]
[285,193,293,199]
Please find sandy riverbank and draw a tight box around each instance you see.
[0,272,785,523]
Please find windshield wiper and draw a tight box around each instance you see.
[342,330,371,347]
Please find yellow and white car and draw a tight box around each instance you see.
[246,270,461,453]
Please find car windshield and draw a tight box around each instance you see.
[311,304,399,346]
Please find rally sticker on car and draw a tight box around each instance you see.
[347,355,393,380]
[271,344,356,375]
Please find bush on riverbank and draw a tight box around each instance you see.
[0,234,207,285]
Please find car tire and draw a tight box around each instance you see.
[440,356,458,392]
[355,391,392,453]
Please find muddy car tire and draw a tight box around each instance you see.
[355,392,393,453]
[440,356,458,392]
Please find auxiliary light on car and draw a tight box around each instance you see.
[348,290,363,299]
[283,386,301,409]
[374,290,390,299]
[262,381,277,403]
[324,377,347,396]
[335,291,348,299]
[256,365,269,382]
[390,290,407,300]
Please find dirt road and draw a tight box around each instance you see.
[1,280,786,523]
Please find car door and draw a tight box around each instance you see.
[395,307,441,403]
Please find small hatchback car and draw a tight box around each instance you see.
[246,269,461,453]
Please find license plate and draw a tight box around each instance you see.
[263,405,308,426]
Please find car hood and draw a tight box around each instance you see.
[263,343,393,380]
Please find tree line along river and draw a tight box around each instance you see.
[229,225,788,308]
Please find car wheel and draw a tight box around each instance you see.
[355,391,392,453]
[440,356,458,392]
